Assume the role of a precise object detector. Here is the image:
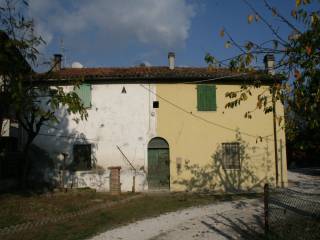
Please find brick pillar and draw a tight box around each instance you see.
[108,166,121,195]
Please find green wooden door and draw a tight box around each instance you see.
[148,148,170,190]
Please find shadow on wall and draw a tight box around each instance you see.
[28,144,57,190]
[28,107,108,191]
[174,132,274,192]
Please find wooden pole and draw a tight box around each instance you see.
[264,183,269,236]
[280,139,284,187]
[132,174,136,193]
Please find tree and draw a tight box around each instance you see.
[0,0,88,186]
[206,0,320,165]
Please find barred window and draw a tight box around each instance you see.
[222,142,240,169]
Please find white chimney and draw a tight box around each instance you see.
[264,54,275,75]
[168,52,175,70]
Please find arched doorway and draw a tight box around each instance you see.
[148,137,170,190]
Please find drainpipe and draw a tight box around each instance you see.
[272,90,279,187]
[264,54,279,187]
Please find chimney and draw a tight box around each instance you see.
[168,52,175,70]
[52,54,62,71]
[264,54,275,75]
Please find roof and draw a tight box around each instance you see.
[34,66,283,84]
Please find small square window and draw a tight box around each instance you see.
[153,101,159,108]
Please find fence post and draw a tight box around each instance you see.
[132,174,136,193]
[264,183,269,236]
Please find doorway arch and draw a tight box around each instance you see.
[147,137,170,190]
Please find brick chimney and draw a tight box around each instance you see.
[52,54,62,71]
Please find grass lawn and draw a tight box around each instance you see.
[0,190,261,240]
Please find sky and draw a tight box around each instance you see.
[25,0,299,70]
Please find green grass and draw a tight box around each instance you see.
[0,191,261,240]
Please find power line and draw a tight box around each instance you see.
[37,132,99,142]
[179,72,249,84]
[37,74,281,143]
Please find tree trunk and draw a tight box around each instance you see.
[0,107,5,137]
[20,134,35,189]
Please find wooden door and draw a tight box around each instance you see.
[148,148,170,190]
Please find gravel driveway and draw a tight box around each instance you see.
[287,168,320,193]
[90,198,264,240]
[89,168,320,240]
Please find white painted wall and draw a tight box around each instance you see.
[33,83,157,192]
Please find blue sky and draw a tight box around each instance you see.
[27,0,298,70]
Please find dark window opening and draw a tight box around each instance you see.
[0,137,20,179]
[73,144,92,171]
[153,101,159,108]
[222,142,240,169]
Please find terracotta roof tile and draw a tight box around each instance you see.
[35,66,279,83]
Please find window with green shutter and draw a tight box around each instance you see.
[197,84,217,111]
[75,84,91,108]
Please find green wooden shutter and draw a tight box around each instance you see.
[75,84,91,108]
[197,85,206,111]
[208,85,216,111]
[197,85,216,111]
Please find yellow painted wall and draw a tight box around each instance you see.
[156,83,287,192]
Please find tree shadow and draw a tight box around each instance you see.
[201,213,265,240]
[174,131,273,192]
[289,168,320,177]
[27,107,108,192]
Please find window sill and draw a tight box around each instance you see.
[223,168,241,171]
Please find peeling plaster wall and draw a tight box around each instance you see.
[33,84,157,192]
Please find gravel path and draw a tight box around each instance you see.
[287,168,320,193]
[90,198,263,240]
[90,168,320,240]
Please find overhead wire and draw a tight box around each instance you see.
[139,83,278,141]
[35,72,283,143]
[179,72,249,84]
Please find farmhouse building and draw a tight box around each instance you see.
[33,53,287,192]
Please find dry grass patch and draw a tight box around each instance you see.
[0,191,261,240]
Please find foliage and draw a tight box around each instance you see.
[0,0,88,185]
[206,0,320,162]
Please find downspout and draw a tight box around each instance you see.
[272,89,279,187]
[264,54,279,187]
